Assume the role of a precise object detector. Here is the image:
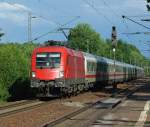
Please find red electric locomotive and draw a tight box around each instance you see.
[31,46,85,97]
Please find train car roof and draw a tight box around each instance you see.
[82,52,143,69]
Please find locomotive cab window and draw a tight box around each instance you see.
[36,52,61,68]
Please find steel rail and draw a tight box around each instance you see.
[0,99,58,118]
[0,100,38,110]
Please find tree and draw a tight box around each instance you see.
[68,23,105,55]
[0,32,4,41]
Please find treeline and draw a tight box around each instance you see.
[0,23,149,101]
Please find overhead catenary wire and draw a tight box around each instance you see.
[122,18,134,43]
[102,0,134,43]
[5,2,62,26]
[37,0,77,18]
[101,0,120,18]
[122,15,150,31]
[88,0,135,44]
[4,1,80,41]
[127,15,150,18]
[100,0,132,41]
[100,0,150,46]
[100,0,150,58]
[82,0,114,25]
[31,16,80,41]
[121,15,150,47]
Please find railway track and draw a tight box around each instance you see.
[0,79,144,122]
[42,84,139,127]
[0,99,52,117]
[0,100,37,110]
[0,86,132,119]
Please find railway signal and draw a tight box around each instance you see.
[111,26,117,89]
[147,0,150,11]
[111,26,117,48]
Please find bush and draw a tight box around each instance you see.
[0,43,36,101]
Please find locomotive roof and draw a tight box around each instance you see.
[35,46,67,50]
[33,46,83,57]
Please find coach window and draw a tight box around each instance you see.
[87,61,92,72]
[91,62,94,72]
[97,62,100,71]
[92,63,94,72]
[100,62,103,71]
[87,62,90,72]
[110,64,112,72]
[89,62,91,72]
[94,63,96,72]
[102,63,104,71]
[88,62,91,72]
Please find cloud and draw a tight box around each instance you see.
[0,2,56,27]
[0,2,30,12]
[0,2,31,25]
[0,12,26,24]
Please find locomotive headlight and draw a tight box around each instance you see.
[32,72,36,78]
[59,71,64,78]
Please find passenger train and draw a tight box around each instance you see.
[30,46,144,97]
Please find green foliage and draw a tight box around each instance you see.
[0,43,36,101]
[68,23,104,55]
[105,39,145,64]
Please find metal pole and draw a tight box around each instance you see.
[113,48,116,83]
[111,26,117,89]
[141,62,142,68]
[147,66,148,76]
[134,58,136,65]
[28,12,32,42]
[87,40,89,53]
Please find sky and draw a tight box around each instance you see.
[0,0,150,59]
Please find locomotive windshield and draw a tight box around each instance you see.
[36,52,61,68]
